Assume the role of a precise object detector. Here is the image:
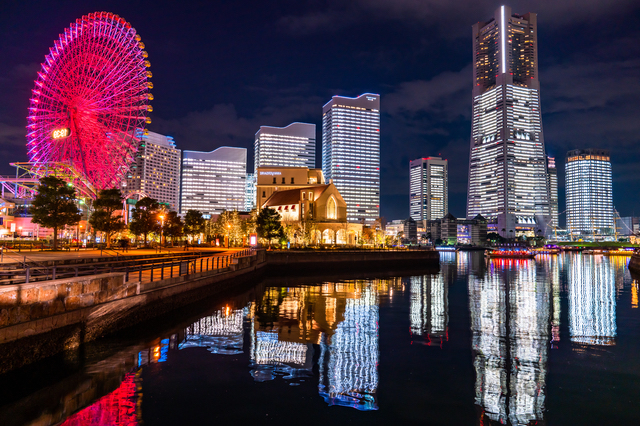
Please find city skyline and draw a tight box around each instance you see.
[1,1,639,222]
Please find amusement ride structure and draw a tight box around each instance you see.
[1,12,151,201]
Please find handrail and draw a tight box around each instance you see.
[0,250,251,285]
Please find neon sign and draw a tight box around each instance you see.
[52,128,70,139]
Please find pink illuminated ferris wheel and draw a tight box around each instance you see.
[26,12,152,194]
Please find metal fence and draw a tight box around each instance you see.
[0,248,256,285]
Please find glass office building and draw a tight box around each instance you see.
[322,93,380,224]
[254,122,316,174]
[466,6,550,236]
[410,157,448,221]
[180,147,247,215]
[565,148,613,236]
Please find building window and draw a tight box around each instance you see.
[262,191,266,197]
[291,177,295,184]
[327,196,337,220]
[272,177,276,184]
[282,177,285,184]
[302,192,306,200]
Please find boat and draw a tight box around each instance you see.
[486,248,535,259]
[602,249,634,256]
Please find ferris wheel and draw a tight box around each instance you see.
[26,12,152,195]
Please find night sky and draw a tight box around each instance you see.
[2,0,640,224]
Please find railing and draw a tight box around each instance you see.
[0,249,257,285]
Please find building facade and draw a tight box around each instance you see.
[244,173,256,212]
[322,93,380,224]
[546,156,559,229]
[256,167,324,210]
[410,157,448,221]
[254,122,316,174]
[565,149,614,237]
[261,183,362,245]
[466,6,550,237]
[123,131,181,211]
[180,147,246,216]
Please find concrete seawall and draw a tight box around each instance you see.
[0,251,266,373]
[267,249,440,272]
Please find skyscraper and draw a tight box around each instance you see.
[410,157,448,222]
[123,131,181,211]
[180,147,246,216]
[322,93,380,224]
[565,148,613,237]
[254,122,315,174]
[466,6,550,237]
[546,156,559,229]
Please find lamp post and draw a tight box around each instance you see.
[227,223,231,248]
[159,214,165,247]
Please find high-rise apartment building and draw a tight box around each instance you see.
[410,157,448,222]
[254,123,315,174]
[565,149,613,236]
[466,6,550,237]
[123,131,181,211]
[546,156,559,229]
[180,147,246,215]
[322,93,380,224]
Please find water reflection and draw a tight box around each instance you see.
[568,255,617,346]
[470,259,549,425]
[179,307,246,354]
[410,275,448,346]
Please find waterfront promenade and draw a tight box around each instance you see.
[0,247,439,373]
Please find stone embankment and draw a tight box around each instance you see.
[0,248,438,373]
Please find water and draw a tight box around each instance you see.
[1,252,640,425]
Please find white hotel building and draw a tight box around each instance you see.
[466,6,551,237]
[322,94,380,224]
[179,147,246,216]
[410,157,448,221]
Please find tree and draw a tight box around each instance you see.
[89,188,125,248]
[31,176,82,250]
[129,197,160,246]
[210,210,242,246]
[256,207,284,248]
[163,211,183,246]
[184,209,206,243]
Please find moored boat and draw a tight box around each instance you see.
[486,248,535,259]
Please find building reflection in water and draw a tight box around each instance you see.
[178,306,247,355]
[568,255,617,346]
[318,283,379,411]
[249,280,400,411]
[469,258,549,425]
[410,275,448,346]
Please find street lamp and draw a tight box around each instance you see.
[227,223,231,248]
[159,214,165,247]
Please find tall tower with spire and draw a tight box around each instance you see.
[466,6,550,237]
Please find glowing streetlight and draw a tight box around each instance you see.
[227,223,231,248]
[159,214,165,246]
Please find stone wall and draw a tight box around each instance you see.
[0,273,136,341]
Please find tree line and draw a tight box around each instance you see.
[29,176,285,250]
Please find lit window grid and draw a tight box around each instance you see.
[180,157,246,215]
[254,134,315,174]
[565,158,613,234]
[467,84,549,220]
[322,106,380,223]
